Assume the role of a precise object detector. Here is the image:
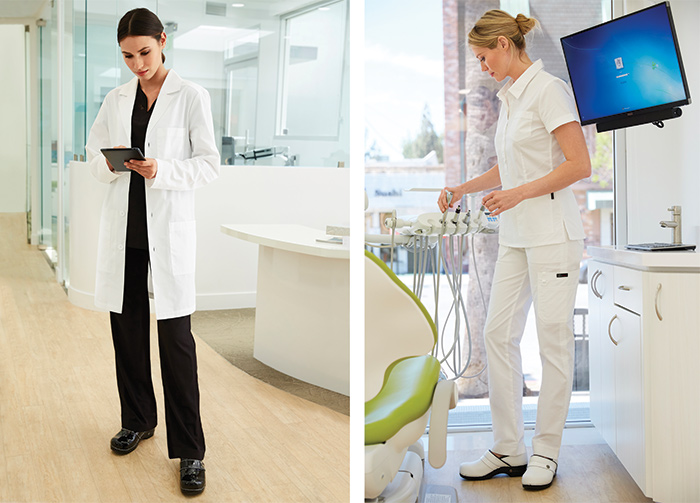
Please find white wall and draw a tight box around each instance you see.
[623,0,700,246]
[194,165,350,309]
[0,25,27,213]
[67,163,350,311]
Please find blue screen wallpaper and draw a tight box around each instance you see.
[562,3,688,124]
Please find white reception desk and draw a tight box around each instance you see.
[221,224,350,396]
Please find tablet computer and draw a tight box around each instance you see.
[100,147,146,172]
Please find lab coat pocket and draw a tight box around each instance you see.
[169,220,197,276]
[536,269,579,324]
[156,127,188,160]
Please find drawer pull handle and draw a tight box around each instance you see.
[591,270,602,299]
[607,315,619,346]
[617,285,631,291]
[655,283,663,321]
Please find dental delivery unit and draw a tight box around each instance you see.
[365,191,499,502]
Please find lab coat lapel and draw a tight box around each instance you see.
[148,70,182,130]
[118,78,138,142]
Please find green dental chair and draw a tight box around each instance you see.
[365,251,458,502]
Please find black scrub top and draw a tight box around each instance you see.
[126,83,156,250]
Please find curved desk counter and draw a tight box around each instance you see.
[221,224,349,396]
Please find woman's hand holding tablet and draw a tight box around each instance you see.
[101,146,146,172]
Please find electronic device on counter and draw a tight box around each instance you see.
[100,147,146,172]
[561,2,691,132]
[625,242,696,252]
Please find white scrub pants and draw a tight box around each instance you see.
[485,239,583,460]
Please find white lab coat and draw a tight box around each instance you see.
[85,70,219,320]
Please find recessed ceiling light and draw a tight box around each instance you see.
[231,3,245,7]
[318,7,330,11]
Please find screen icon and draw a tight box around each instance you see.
[615,57,624,70]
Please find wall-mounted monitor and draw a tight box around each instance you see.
[561,2,691,133]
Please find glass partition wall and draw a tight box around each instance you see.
[36,0,348,286]
[78,0,349,167]
[38,1,59,269]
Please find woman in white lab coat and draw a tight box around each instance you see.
[438,10,591,491]
[85,7,219,496]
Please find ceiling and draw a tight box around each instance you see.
[0,0,46,19]
[0,0,317,20]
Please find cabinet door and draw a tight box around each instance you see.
[610,305,645,492]
[588,261,616,450]
[646,272,700,502]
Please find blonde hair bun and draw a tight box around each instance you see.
[515,13,537,36]
[468,9,539,55]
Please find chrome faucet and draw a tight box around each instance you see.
[660,205,682,244]
[278,150,298,167]
[237,146,296,166]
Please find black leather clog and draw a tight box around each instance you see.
[180,458,206,495]
[110,427,155,454]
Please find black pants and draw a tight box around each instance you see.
[110,247,205,460]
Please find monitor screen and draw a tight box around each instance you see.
[561,2,690,128]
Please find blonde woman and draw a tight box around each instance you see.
[438,10,591,490]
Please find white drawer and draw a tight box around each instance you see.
[613,266,643,314]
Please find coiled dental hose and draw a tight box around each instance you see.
[432,191,453,348]
[365,189,490,382]
[436,233,488,380]
[432,193,489,381]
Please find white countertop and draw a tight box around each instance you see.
[588,245,700,272]
[221,224,349,260]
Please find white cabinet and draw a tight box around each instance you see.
[609,305,644,491]
[588,261,615,449]
[588,262,645,491]
[588,247,700,503]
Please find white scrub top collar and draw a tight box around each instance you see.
[497,59,544,101]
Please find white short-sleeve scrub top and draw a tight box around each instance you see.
[495,59,586,248]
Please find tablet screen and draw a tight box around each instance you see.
[100,147,146,172]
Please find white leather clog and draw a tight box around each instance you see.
[522,454,558,490]
[459,450,528,481]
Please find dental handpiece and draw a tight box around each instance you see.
[451,205,461,225]
[384,216,415,229]
[442,191,453,217]
[445,191,454,207]
[440,191,453,232]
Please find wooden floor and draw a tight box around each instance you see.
[0,213,348,502]
[424,435,653,503]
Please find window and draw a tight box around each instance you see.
[277,0,347,139]
[223,27,260,163]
